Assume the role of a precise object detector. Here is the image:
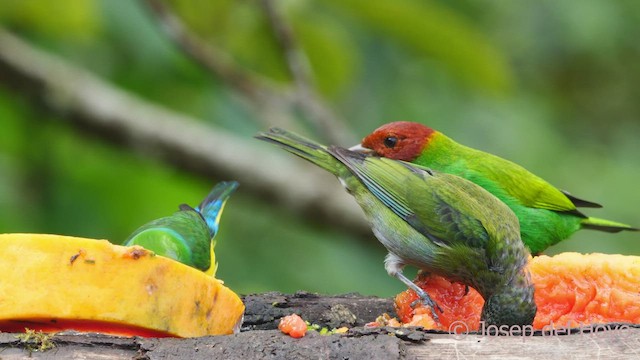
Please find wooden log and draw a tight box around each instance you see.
[1,293,639,359]
[242,291,395,330]
[3,326,640,359]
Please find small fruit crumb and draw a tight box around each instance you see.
[333,327,348,334]
[306,321,349,335]
[278,314,307,338]
[123,247,150,260]
[366,313,402,328]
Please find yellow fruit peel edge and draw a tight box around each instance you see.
[0,233,245,338]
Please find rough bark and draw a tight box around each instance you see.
[3,322,640,359]
[242,291,395,330]
[2,293,639,359]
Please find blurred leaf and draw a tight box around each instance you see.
[0,91,27,157]
[170,0,290,82]
[0,92,32,231]
[168,0,235,35]
[0,0,100,41]
[101,1,227,123]
[168,0,358,94]
[293,12,358,96]
[326,0,513,93]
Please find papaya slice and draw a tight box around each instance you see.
[0,233,244,338]
[395,253,640,331]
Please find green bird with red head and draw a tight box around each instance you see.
[256,127,536,326]
[354,121,637,255]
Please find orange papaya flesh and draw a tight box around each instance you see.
[395,253,640,331]
[0,234,245,338]
[0,319,174,338]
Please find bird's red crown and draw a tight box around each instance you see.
[361,122,435,161]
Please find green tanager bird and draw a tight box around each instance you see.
[124,181,238,276]
[256,128,536,326]
[354,122,638,254]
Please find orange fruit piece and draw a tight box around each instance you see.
[278,314,307,338]
[395,253,640,331]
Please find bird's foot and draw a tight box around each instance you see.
[410,290,443,323]
[387,262,443,323]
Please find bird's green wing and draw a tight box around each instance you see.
[125,210,212,271]
[467,156,578,213]
[329,147,491,249]
[424,135,585,212]
[406,171,494,249]
[390,161,507,248]
[328,147,443,244]
[409,171,524,277]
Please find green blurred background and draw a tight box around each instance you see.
[0,0,638,298]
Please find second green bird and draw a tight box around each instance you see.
[256,128,536,326]
[124,181,238,277]
[355,121,638,254]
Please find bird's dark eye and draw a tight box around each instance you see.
[383,136,398,148]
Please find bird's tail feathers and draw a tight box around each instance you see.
[581,217,639,233]
[196,181,239,237]
[561,190,603,208]
[255,128,339,174]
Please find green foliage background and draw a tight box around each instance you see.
[0,0,638,297]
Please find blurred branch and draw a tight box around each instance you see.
[0,28,369,237]
[141,0,297,132]
[260,0,351,145]
[141,0,354,144]
[261,0,313,97]
[142,0,269,103]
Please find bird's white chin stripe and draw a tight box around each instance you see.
[348,144,366,151]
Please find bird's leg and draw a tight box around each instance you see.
[384,253,443,322]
